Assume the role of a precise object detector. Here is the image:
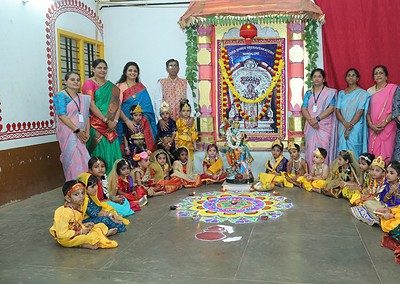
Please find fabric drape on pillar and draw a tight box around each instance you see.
[316,0,400,89]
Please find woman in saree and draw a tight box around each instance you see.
[82,59,122,174]
[336,68,370,159]
[301,68,337,169]
[116,62,157,150]
[367,65,397,163]
[54,71,91,180]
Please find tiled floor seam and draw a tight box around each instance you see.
[353,221,383,284]
[233,223,255,280]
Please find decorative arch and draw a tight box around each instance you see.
[0,0,103,141]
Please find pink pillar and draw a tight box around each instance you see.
[197,25,214,148]
[287,22,306,145]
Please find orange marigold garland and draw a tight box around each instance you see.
[219,45,283,122]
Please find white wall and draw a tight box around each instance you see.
[0,0,99,150]
[100,3,189,98]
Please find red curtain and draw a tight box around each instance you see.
[315,0,400,90]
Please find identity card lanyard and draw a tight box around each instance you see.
[312,86,324,113]
[65,90,84,123]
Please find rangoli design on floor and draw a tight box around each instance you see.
[176,191,293,224]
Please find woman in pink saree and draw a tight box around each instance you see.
[367,65,397,163]
[301,68,337,169]
[54,71,91,180]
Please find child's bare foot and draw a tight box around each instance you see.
[106,228,118,237]
[153,191,166,196]
[81,243,99,250]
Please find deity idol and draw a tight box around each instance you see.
[220,119,254,184]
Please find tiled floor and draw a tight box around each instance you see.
[0,185,399,284]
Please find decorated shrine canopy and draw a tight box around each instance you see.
[179,0,324,28]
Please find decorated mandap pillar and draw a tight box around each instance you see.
[287,22,306,146]
[197,25,214,148]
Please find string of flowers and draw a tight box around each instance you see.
[218,46,284,104]
[222,76,282,123]
[220,62,282,123]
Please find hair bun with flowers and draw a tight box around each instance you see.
[132,150,152,161]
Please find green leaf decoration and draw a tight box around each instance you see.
[304,19,319,89]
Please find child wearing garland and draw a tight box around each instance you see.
[297,147,329,192]
[356,161,400,226]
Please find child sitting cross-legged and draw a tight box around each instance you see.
[108,158,146,212]
[351,156,387,225]
[297,147,329,193]
[255,139,289,191]
[148,149,182,194]
[172,146,202,188]
[132,150,164,197]
[284,141,308,187]
[342,152,375,204]
[200,144,227,184]
[322,150,362,198]
[353,159,400,227]
[78,172,128,233]
[49,180,118,249]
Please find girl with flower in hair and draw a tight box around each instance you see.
[132,151,164,197]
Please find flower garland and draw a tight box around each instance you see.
[219,46,284,104]
[219,47,283,124]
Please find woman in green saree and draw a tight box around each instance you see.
[82,59,122,173]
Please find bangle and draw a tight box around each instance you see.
[349,122,354,126]
[316,116,321,122]
[73,128,80,134]
[103,117,108,123]
[114,119,119,123]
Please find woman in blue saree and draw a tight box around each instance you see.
[116,62,157,150]
[336,68,370,159]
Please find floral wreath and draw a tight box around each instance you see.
[219,46,284,124]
